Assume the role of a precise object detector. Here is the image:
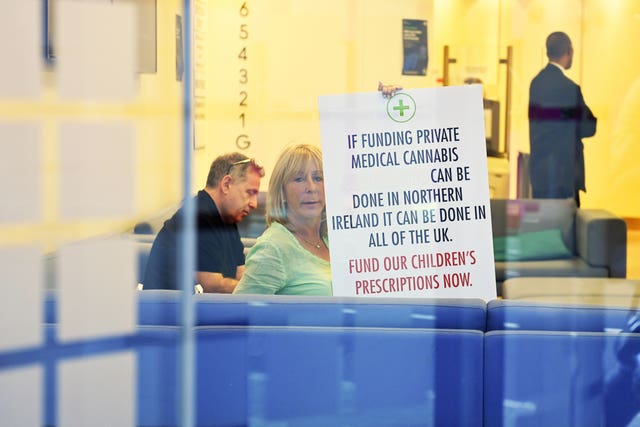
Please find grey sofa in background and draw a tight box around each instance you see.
[129,195,627,296]
[490,198,627,296]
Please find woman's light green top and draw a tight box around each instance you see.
[233,222,332,296]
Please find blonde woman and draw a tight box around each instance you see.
[234,144,331,295]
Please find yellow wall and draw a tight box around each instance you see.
[199,0,640,218]
[199,0,436,188]
[198,0,636,220]
[581,0,640,217]
[2,0,638,251]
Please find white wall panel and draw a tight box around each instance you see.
[57,237,136,341]
[0,365,42,427]
[0,122,42,223]
[0,0,41,98]
[59,121,135,219]
[0,245,42,351]
[59,352,135,427]
[56,0,137,100]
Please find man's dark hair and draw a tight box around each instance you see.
[206,153,264,187]
[546,31,572,60]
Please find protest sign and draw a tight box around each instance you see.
[318,85,496,301]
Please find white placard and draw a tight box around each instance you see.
[319,85,496,301]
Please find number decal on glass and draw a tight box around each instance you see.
[237,2,250,149]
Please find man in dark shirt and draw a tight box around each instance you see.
[528,31,597,207]
[143,153,264,292]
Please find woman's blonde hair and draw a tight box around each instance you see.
[266,144,326,236]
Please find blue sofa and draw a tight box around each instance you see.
[136,325,484,427]
[17,290,640,426]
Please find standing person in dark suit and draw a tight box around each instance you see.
[528,31,597,207]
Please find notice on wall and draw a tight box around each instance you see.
[402,19,428,76]
[318,85,496,301]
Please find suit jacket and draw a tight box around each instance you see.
[528,63,597,199]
